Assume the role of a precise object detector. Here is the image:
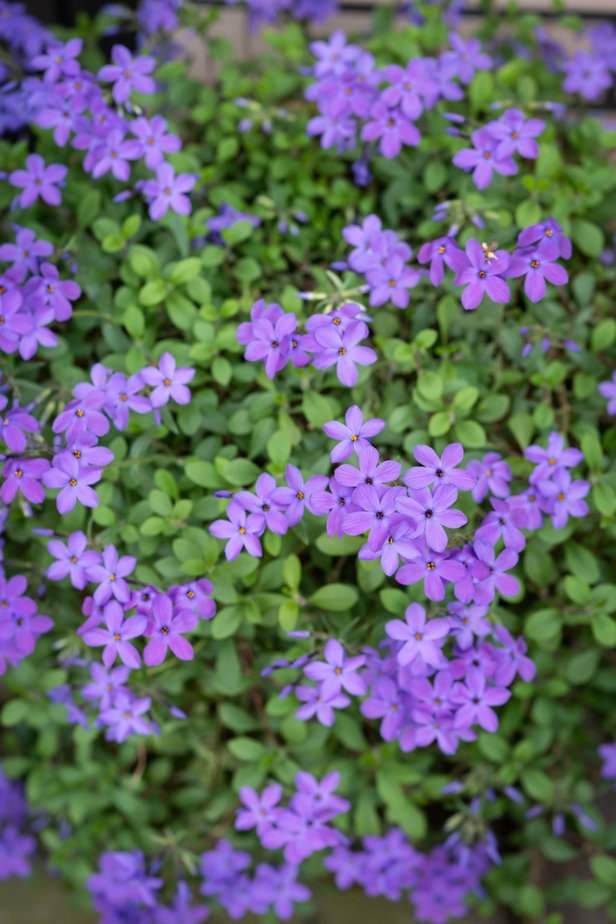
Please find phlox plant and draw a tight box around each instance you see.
[0,0,615,923]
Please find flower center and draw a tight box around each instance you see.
[426,561,435,571]
[75,409,84,417]
[334,667,342,675]
[238,527,246,534]
[332,317,341,325]
[120,393,128,401]
[113,633,121,641]
[69,478,77,486]
[438,245,446,254]
[414,633,423,641]
[478,270,486,279]
[14,468,23,477]
[338,347,347,355]
[424,509,433,518]
[161,626,170,635]
[557,492,565,501]
[73,449,81,458]
[163,187,172,195]
[70,556,78,564]
[531,259,539,269]
[262,504,270,511]
[296,491,304,500]
[163,378,172,386]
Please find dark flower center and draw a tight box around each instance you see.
[427,561,435,571]
[425,509,433,518]
[478,270,486,279]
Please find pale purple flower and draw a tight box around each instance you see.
[234,473,289,534]
[517,217,572,260]
[101,693,153,742]
[32,38,83,83]
[442,33,492,84]
[0,402,39,453]
[312,320,377,387]
[385,603,449,667]
[471,540,519,604]
[486,108,545,159]
[335,442,401,490]
[142,163,197,221]
[453,239,511,310]
[83,601,146,669]
[82,662,131,709]
[52,392,109,443]
[88,546,137,604]
[343,484,404,550]
[539,470,590,529]
[1,458,49,505]
[417,237,467,286]
[304,639,366,697]
[0,226,53,279]
[274,465,328,525]
[210,499,265,560]
[404,442,475,491]
[361,100,421,158]
[140,352,195,407]
[397,484,467,552]
[243,313,297,379]
[467,452,512,502]
[236,784,283,834]
[599,373,616,415]
[295,685,350,726]
[396,541,466,601]
[42,455,101,514]
[98,45,156,103]
[452,128,517,190]
[46,531,101,589]
[9,154,67,208]
[452,667,510,732]
[365,255,420,309]
[475,498,528,552]
[143,594,197,666]
[322,404,384,463]
[525,432,583,484]
[507,239,569,302]
[130,115,181,168]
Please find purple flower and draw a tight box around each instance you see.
[396,541,466,601]
[1,458,50,505]
[0,827,35,879]
[52,392,109,443]
[599,372,616,415]
[360,677,404,740]
[397,484,467,552]
[130,115,181,168]
[0,286,32,354]
[243,312,297,379]
[442,33,492,84]
[236,784,283,834]
[404,442,475,491]
[83,601,146,669]
[453,239,510,310]
[42,455,101,514]
[100,693,153,742]
[381,60,438,119]
[210,499,265,560]
[471,540,519,604]
[140,352,195,407]
[82,662,130,709]
[517,217,572,260]
[490,626,536,686]
[452,667,510,732]
[274,465,328,526]
[88,545,137,604]
[304,639,366,697]
[310,31,359,78]
[358,519,417,576]
[361,100,421,158]
[32,262,81,321]
[417,237,467,286]
[467,452,512,502]
[599,743,616,783]
[311,478,358,538]
[452,128,517,190]
[365,255,420,309]
[322,404,384,463]
[234,473,289,534]
[525,432,583,484]
[0,402,39,453]
[98,45,156,103]
[46,531,101,589]
[475,498,528,552]
[343,484,404,549]
[385,603,450,667]
[32,38,83,82]
[295,685,350,726]
[335,442,401,490]
[0,226,53,279]
[563,51,612,102]
[142,163,197,221]
[539,470,590,529]
[58,431,114,470]
[486,108,545,159]
[88,128,141,181]
[9,154,67,208]
[143,594,197,666]
[507,239,569,302]
[312,320,377,387]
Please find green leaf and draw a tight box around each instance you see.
[227,737,266,761]
[222,458,261,487]
[521,767,555,802]
[516,200,542,229]
[310,583,359,612]
[592,482,616,517]
[454,419,486,448]
[283,554,301,590]
[169,258,202,286]
[211,606,242,640]
[590,854,616,887]
[417,370,442,402]
[508,412,534,449]
[525,607,561,643]
[428,411,451,437]
[572,219,605,258]
[267,431,291,467]
[591,613,616,648]
[139,279,167,307]
[591,318,616,353]
[1,699,28,727]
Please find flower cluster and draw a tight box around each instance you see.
[12,37,199,220]
[0,2,50,134]
[326,829,496,924]
[0,225,80,361]
[1,352,194,516]
[306,30,491,176]
[225,0,338,30]
[422,219,571,309]
[236,299,376,388]
[452,108,545,190]
[0,574,53,675]
[236,771,349,864]
[561,23,616,102]
[0,768,36,880]
[342,215,421,309]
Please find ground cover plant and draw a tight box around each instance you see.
[0,0,616,920]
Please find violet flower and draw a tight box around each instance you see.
[83,601,146,669]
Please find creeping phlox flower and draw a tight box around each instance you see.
[452,109,545,190]
[417,218,571,310]
[599,371,616,415]
[41,539,215,742]
[1,353,194,517]
[0,768,36,880]
[237,299,376,387]
[224,0,338,31]
[342,215,421,309]
[1,36,197,220]
[306,30,491,181]
[0,227,80,361]
[0,574,53,676]
[216,414,587,754]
